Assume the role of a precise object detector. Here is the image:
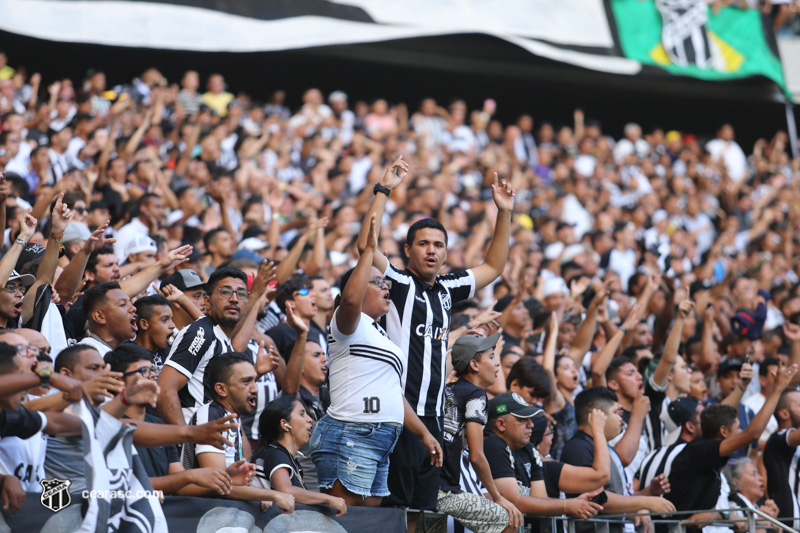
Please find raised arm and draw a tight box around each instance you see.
[0,173,8,244]
[276,303,308,397]
[54,223,115,302]
[614,394,650,466]
[120,244,192,298]
[719,363,799,457]
[782,323,800,384]
[567,282,607,366]
[338,214,379,335]
[230,260,276,352]
[591,303,641,387]
[22,194,72,323]
[651,295,693,389]
[558,409,611,492]
[161,284,203,321]
[471,172,515,291]
[356,156,409,274]
[0,210,36,288]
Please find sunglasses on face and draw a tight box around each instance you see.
[74,207,88,214]
[294,288,310,296]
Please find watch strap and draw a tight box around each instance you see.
[373,183,391,197]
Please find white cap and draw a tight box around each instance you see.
[542,277,569,299]
[652,210,669,225]
[238,237,269,251]
[329,250,350,267]
[543,242,565,261]
[62,222,92,244]
[126,235,157,256]
[562,244,586,263]
[328,90,348,103]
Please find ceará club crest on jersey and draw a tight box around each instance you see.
[439,292,452,311]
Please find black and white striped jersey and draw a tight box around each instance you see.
[181,400,242,470]
[635,440,687,490]
[162,316,234,423]
[764,428,800,530]
[383,263,475,417]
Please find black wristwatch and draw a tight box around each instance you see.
[35,365,52,388]
[373,183,391,197]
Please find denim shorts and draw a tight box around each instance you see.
[309,415,403,498]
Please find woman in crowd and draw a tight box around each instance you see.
[252,395,347,515]
[723,458,779,533]
[309,213,441,506]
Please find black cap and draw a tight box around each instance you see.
[487,393,543,420]
[161,269,205,292]
[690,279,712,297]
[667,396,700,427]
[530,414,549,443]
[717,358,743,378]
[15,243,46,272]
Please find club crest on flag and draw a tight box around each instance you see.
[40,478,71,512]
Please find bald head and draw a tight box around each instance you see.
[18,328,50,356]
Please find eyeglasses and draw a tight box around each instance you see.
[122,366,159,378]
[542,432,554,437]
[3,284,28,294]
[14,344,41,357]
[294,288,310,296]
[368,277,392,290]
[215,287,250,300]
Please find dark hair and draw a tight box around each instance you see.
[54,344,97,373]
[83,282,122,322]
[621,345,649,363]
[0,343,18,375]
[87,245,116,274]
[104,343,153,373]
[134,294,171,323]
[506,357,551,398]
[36,352,53,363]
[606,357,634,384]
[203,227,229,250]
[451,300,479,315]
[275,274,312,314]
[257,396,298,447]
[140,192,160,208]
[204,352,252,399]
[574,387,618,426]
[759,357,780,378]
[406,218,448,248]
[206,267,248,294]
[701,403,739,439]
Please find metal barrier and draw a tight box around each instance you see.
[409,506,800,533]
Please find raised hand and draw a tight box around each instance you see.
[775,362,799,392]
[491,172,515,212]
[588,408,608,436]
[250,259,277,297]
[285,302,309,334]
[677,292,694,319]
[160,283,185,302]
[380,155,409,190]
[739,362,755,388]
[783,323,800,342]
[50,193,73,235]
[622,302,643,332]
[632,394,651,416]
[159,244,193,270]
[255,342,282,376]
[18,209,38,242]
[83,222,116,253]
[123,373,160,408]
[83,364,124,400]
[188,413,238,450]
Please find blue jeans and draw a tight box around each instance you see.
[309,415,402,497]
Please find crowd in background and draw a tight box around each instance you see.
[2,49,800,533]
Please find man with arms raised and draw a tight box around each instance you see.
[357,157,514,523]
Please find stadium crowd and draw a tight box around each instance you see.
[2,53,800,533]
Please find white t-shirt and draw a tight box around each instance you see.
[78,334,113,357]
[326,309,407,424]
[706,139,747,182]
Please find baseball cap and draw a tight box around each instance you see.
[6,269,35,288]
[125,235,157,257]
[328,90,348,103]
[487,392,543,420]
[530,414,549,443]
[451,333,500,373]
[238,237,269,251]
[161,269,205,292]
[689,279,712,297]
[717,358,743,378]
[668,396,700,427]
[62,222,92,244]
[15,243,46,272]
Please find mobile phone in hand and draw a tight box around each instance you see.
[590,491,608,505]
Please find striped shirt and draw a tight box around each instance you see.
[383,263,475,417]
[162,316,234,423]
[636,440,687,490]
[764,428,800,530]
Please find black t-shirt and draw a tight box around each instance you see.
[441,378,487,492]
[64,294,86,341]
[542,460,564,498]
[484,432,543,495]
[267,321,327,362]
[253,442,304,488]
[133,413,179,478]
[665,438,727,512]
[0,406,45,439]
[764,429,800,529]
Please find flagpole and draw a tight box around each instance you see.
[787,100,799,163]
